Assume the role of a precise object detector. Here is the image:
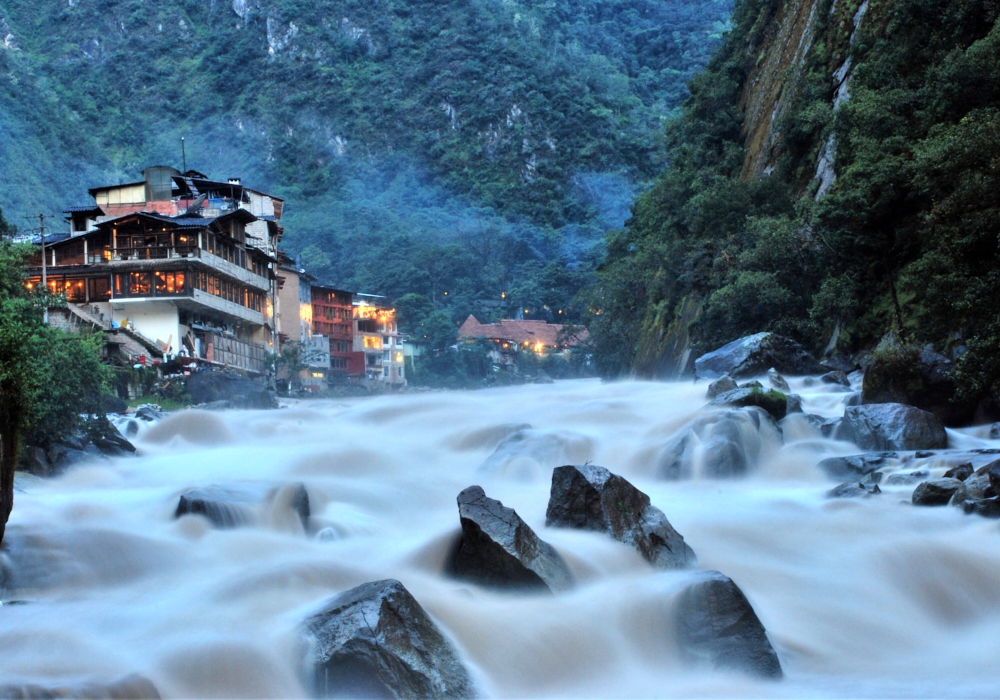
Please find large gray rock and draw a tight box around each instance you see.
[694,332,822,380]
[817,453,896,480]
[706,375,738,399]
[838,404,948,451]
[175,483,310,530]
[912,478,964,506]
[673,570,782,678]
[991,423,1000,439]
[185,371,278,410]
[303,579,474,699]
[710,388,787,421]
[546,465,695,569]
[0,674,160,699]
[767,369,790,392]
[449,486,572,593]
[827,481,881,498]
[659,408,781,480]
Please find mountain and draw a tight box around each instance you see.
[593,0,1000,399]
[0,0,729,322]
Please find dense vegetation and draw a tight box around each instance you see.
[595,0,1000,401]
[0,0,729,327]
[0,209,114,448]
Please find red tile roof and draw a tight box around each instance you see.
[458,315,588,347]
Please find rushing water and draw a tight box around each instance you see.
[2,377,1000,698]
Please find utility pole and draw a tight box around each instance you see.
[181,137,187,172]
[40,213,48,325]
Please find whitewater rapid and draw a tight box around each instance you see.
[2,378,1000,698]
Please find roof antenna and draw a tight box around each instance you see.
[181,137,187,172]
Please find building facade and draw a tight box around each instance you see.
[354,294,405,387]
[28,166,281,375]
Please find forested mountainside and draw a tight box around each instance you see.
[0,0,728,322]
[594,0,1000,399]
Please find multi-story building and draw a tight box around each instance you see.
[310,285,357,380]
[276,252,329,391]
[28,166,281,375]
[353,294,406,387]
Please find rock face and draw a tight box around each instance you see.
[861,337,974,426]
[659,408,781,480]
[546,465,695,569]
[304,579,475,699]
[175,483,310,529]
[673,570,782,679]
[912,478,964,506]
[838,404,948,451]
[706,374,738,399]
[449,485,572,593]
[185,371,278,410]
[0,674,161,699]
[710,387,788,420]
[694,332,822,380]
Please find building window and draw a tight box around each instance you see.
[128,272,152,296]
[88,277,111,301]
[363,336,382,350]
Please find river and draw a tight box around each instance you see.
[1,377,999,697]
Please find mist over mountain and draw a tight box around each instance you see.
[0,0,729,315]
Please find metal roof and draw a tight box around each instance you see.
[62,205,104,214]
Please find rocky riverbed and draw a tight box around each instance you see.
[1,376,999,697]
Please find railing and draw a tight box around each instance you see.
[112,246,201,261]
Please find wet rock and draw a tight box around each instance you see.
[885,470,930,485]
[820,370,850,387]
[740,380,764,391]
[817,453,895,480]
[827,481,882,498]
[197,399,236,411]
[706,374,737,399]
[991,423,1000,439]
[659,408,781,480]
[694,332,823,380]
[0,674,161,699]
[134,403,166,421]
[185,371,277,410]
[121,419,140,439]
[303,579,475,699]
[710,388,787,421]
[844,392,862,406]
[766,369,790,393]
[839,404,948,451]
[175,483,310,530]
[89,421,137,457]
[546,465,695,569]
[101,394,129,414]
[957,467,995,501]
[962,496,1000,518]
[912,478,964,506]
[477,428,593,479]
[820,356,858,374]
[785,394,803,414]
[861,335,975,426]
[673,570,782,679]
[449,485,572,593]
[943,463,973,481]
[987,460,1000,494]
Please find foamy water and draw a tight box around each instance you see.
[2,378,1000,698]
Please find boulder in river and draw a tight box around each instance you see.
[477,428,593,480]
[658,408,781,480]
[943,463,973,481]
[912,478,964,506]
[546,465,695,569]
[449,485,572,593]
[885,470,930,485]
[175,483,310,530]
[673,570,782,679]
[303,579,475,699]
[991,423,1000,439]
[0,674,161,699]
[861,334,975,426]
[694,332,823,380]
[838,404,948,451]
[820,371,850,387]
[710,387,788,421]
[817,453,895,480]
[827,481,882,498]
[185,371,278,410]
[706,374,738,399]
[134,403,166,422]
[766,369,790,393]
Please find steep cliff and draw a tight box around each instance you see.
[595,0,1000,400]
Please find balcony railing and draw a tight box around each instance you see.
[112,246,201,262]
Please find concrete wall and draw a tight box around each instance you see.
[110,300,179,354]
[277,268,302,344]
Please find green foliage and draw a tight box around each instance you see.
[594,0,1000,401]
[0,232,112,451]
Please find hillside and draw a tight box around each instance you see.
[593,0,1000,400]
[0,0,729,322]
